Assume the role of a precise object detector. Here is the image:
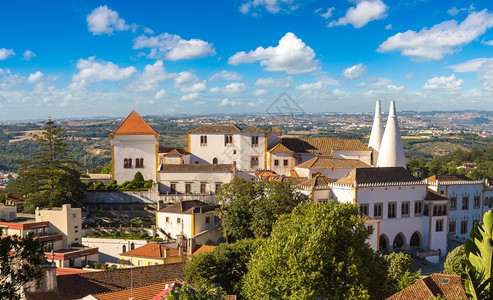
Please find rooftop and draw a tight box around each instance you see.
[159,147,191,155]
[160,164,235,173]
[121,243,181,259]
[295,156,371,170]
[158,200,219,215]
[427,174,473,183]
[281,137,370,155]
[110,110,158,137]
[387,273,466,300]
[335,167,420,186]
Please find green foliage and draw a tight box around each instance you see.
[0,229,44,299]
[133,171,145,186]
[462,210,493,299]
[94,262,102,269]
[215,178,308,240]
[99,162,111,174]
[185,239,262,295]
[444,245,466,275]
[110,264,117,271]
[382,252,420,294]
[242,202,386,299]
[84,181,94,188]
[7,119,86,212]
[165,284,225,300]
[102,263,109,270]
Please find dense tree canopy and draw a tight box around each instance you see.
[0,230,44,299]
[215,178,308,240]
[443,245,466,276]
[7,119,86,212]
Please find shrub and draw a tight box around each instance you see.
[103,263,109,270]
[85,181,94,188]
[94,181,105,190]
[139,232,149,239]
[94,262,102,269]
[110,265,118,270]
[143,182,152,189]
[133,172,144,182]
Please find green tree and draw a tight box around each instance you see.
[0,230,44,299]
[215,178,308,240]
[185,239,262,296]
[242,202,386,299]
[444,244,466,275]
[165,283,225,299]
[383,252,420,294]
[462,210,493,299]
[99,162,111,174]
[8,119,86,212]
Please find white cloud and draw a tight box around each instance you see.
[386,84,404,91]
[240,0,300,15]
[228,32,319,74]
[218,98,240,106]
[180,92,199,101]
[385,24,392,30]
[448,4,475,16]
[27,71,44,84]
[255,76,294,88]
[378,10,493,61]
[483,40,493,46]
[87,6,130,35]
[144,28,154,35]
[70,56,137,89]
[154,89,166,99]
[129,60,175,91]
[209,70,242,82]
[477,60,493,91]
[423,74,463,89]
[329,0,387,29]
[210,82,248,95]
[368,76,392,86]
[296,81,324,90]
[342,63,368,80]
[315,7,334,19]
[253,89,269,96]
[248,98,265,106]
[0,48,15,60]
[22,50,36,61]
[448,58,491,72]
[133,33,216,61]
[173,71,206,93]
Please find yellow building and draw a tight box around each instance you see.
[120,243,186,266]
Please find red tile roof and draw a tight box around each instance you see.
[298,173,334,189]
[192,245,216,256]
[387,273,466,300]
[159,147,190,155]
[110,110,158,137]
[268,143,294,153]
[243,125,266,133]
[189,124,242,134]
[158,200,219,214]
[121,243,180,259]
[295,156,371,170]
[93,280,181,300]
[425,188,448,201]
[56,267,89,276]
[281,137,370,154]
[427,174,472,183]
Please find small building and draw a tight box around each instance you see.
[294,156,371,180]
[387,273,466,300]
[119,243,186,266]
[296,173,333,203]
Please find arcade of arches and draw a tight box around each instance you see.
[379,231,422,251]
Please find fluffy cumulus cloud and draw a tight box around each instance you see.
[27,71,44,84]
[378,10,493,61]
[70,56,137,89]
[129,60,175,91]
[240,0,300,15]
[218,98,241,106]
[133,33,216,61]
[22,50,36,61]
[0,48,15,60]
[342,63,368,80]
[255,76,294,88]
[209,70,242,82]
[423,74,464,89]
[173,71,206,93]
[87,5,130,35]
[154,89,166,99]
[180,92,199,101]
[210,82,248,94]
[329,0,387,29]
[228,32,319,74]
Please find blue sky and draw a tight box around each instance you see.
[1,0,493,120]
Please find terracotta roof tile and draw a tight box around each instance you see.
[121,243,181,259]
[158,200,219,214]
[192,245,216,255]
[243,125,266,134]
[298,173,334,189]
[387,273,466,300]
[110,110,158,136]
[281,137,370,155]
[275,175,308,185]
[159,147,190,155]
[425,188,448,201]
[268,143,294,153]
[267,126,283,133]
[427,174,472,183]
[336,167,420,186]
[93,280,181,300]
[160,164,235,173]
[295,156,371,170]
[189,124,242,134]
[56,262,186,299]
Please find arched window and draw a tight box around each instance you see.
[393,233,405,249]
[410,231,421,247]
[122,245,126,253]
[213,158,218,164]
[200,135,207,146]
[131,243,135,250]
[124,158,128,168]
[128,158,132,168]
[139,158,144,168]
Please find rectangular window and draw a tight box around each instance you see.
[74,225,78,229]
[73,213,77,218]
[177,218,181,224]
[461,220,468,234]
[166,217,169,223]
[388,202,396,218]
[414,201,423,215]
[224,134,233,146]
[374,203,383,219]
[450,196,457,210]
[474,195,480,208]
[251,136,259,147]
[215,183,222,192]
[359,204,369,216]
[432,205,447,216]
[367,225,374,233]
[205,216,210,224]
[274,159,279,166]
[170,183,177,194]
[462,195,469,210]
[185,183,192,194]
[449,221,456,234]
[200,135,207,146]
[200,183,206,194]
[401,202,410,217]
[423,205,429,216]
[75,230,78,233]
[283,159,289,166]
[251,156,259,169]
[436,220,444,232]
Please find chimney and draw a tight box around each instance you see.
[178,245,183,256]
[368,100,384,166]
[187,238,196,256]
[376,101,406,169]
[163,247,170,259]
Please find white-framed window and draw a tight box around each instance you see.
[374,203,383,219]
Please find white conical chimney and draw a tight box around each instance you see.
[377,101,406,169]
[368,100,384,165]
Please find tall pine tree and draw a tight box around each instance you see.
[9,119,86,212]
